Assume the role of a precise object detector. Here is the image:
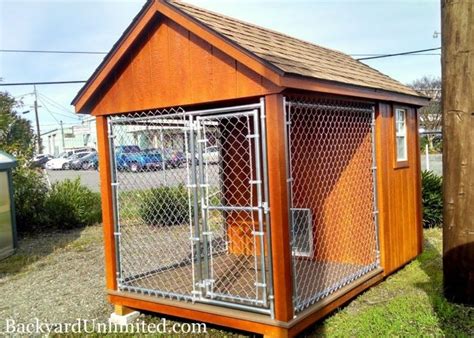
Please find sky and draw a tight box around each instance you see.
[0,0,441,134]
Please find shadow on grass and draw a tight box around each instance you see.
[0,228,83,277]
[415,237,474,336]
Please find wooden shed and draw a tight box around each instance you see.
[72,1,429,336]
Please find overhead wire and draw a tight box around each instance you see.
[0,49,107,55]
[38,96,61,124]
[38,92,79,118]
[0,80,87,86]
[356,47,441,61]
[0,47,442,87]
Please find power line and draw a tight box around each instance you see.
[0,80,87,86]
[38,97,61,124]
[352,53,440,56]
[0,48,441,58]
[356,47,441,61]
[0,49,107,55]
[0,47,442,87]
[38,93,80,118]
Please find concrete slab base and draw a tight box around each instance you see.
[109,311,140,325]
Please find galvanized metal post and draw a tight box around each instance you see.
[107,117,122,285]
[371,106,381,264]
[283,97,298,312]
[188,115,203,296]
[196,117,211,295]
[251,109,268,307]
[259,97,275,318]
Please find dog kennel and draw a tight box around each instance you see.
[72,1,428,336]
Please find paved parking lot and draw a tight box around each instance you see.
[45,166,218,192]
[46,169,101,192]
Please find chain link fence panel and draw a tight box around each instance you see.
[285,96,380,313]
[107,106,270,311]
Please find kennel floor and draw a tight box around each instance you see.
[119,253,373,308]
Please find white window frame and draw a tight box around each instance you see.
[395,108,408,162]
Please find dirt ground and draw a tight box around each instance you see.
[0,225,243,336]
[0,227,112,331]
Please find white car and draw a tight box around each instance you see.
[45,152,90,170]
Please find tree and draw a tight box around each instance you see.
[409,76,442,152]
[0,91,35,163]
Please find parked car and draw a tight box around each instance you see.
[70,152,98,170]
[58,147,96,159]
[45,151,91,170]
[164,150,186,168]
[142,149,165,170]
[115,145,148,172]
[31,154,54,168]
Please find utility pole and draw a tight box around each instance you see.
[33,85,42,153]
[442,0,474,305]
[60,120,65,149]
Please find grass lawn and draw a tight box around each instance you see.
[304,228,474,336]
[1,227,472,336]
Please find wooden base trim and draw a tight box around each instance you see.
[108,293,283,336]
[108,289,283,327]
[107,268,384,337]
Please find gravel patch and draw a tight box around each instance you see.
[0,226,246,336]
[0,226,111,331]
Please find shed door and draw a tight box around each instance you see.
[193,110,269,308]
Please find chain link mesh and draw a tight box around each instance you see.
[285,96,379,313]
[108,107,268,308]
[109,109,196,300]
[196,112,267,306]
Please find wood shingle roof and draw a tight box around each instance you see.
[170,1,421,97]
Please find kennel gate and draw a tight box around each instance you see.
[107,104,272,314]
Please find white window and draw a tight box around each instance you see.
[291,208,313,257]
[395,108,408,161]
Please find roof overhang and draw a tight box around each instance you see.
[281,75,430,107]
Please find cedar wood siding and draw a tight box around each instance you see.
[90,17,279,116]
[376,102,423,275]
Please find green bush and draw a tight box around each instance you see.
[44,178,102,229]
[139,185,189,226]
[12,167,49,232]
[421,170,443,228]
